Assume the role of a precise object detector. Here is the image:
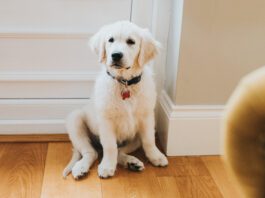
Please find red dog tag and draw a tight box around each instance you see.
[121,90,130,100]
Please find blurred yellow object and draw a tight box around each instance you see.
[224,67,265,198]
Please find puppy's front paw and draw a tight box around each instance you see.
[127,160,145,172]
[98,163,116,178]
[149,152,168,167]
[119,154,145,171]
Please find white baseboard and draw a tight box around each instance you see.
[157,90,225,156]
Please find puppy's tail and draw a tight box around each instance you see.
[62,148,81,178]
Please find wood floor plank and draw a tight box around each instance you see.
[100,168,131,198]
[40,142,102,198]
[202,156,243,198]
[161,156,223,198]
[157,177,181,198]
[175,175,223,198]
[0,143,48,198]
[130,168,164,198]
[123,177,163,197]
[155,156,211,177]
[101,164,164,198]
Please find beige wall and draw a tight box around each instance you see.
[174,0,265,105]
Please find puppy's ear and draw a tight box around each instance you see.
[89,28,106,63]
[138,29,161,66]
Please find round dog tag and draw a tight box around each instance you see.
[121,90,130,100]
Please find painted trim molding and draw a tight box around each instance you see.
[0,31,92,39]
[0,72,98,81]
[157,90,225,156]
[0,119,65,134]
[0,72,98,98]
[0,98,89,134]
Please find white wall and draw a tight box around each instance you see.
[164,0,183,102]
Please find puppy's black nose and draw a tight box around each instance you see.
[111,52,123,62]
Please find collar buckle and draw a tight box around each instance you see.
[119,79,128,86]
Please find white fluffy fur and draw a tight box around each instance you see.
[63,21,168,179]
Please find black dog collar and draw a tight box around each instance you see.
[106,70,142,86]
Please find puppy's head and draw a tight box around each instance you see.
[89,21,160,73]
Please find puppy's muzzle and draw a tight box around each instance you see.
[112,52,123,62]
[111,52,128,69]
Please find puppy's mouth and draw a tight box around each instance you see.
[111,63,130,70]
[111,63,122,69]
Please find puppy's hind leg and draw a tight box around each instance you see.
[64,110,98,180]
[118,138,145,171]
[63,148,81,178]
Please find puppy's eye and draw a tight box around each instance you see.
[108,37,114,43]
[126,38,135,45]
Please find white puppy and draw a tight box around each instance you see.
[63,21,168,179]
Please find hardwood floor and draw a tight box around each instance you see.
[0,143,47,198]
[0,142,241,198]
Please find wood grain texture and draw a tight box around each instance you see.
[0,142,242,198]
[166,157,223,198]
[0,134,69,142]
[202,156,243,198]
[157,177,181,198]
[91,148,164,198]
[40,143,101,198]
[0,143,47,198]
[175,176,223,198]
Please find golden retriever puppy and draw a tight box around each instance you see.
[63,21,168,179]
